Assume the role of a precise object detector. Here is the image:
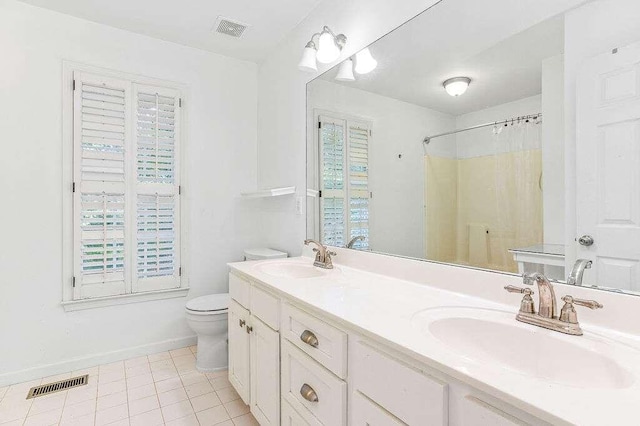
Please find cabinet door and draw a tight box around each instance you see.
[250,315,280,426]
[229,300,251,404]
[351,391,404,426]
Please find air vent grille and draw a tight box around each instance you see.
[27,375,88,399]
[214,17,249,38]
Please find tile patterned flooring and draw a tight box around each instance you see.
[0,346,259,426]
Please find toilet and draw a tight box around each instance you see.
[185,293,230,372]
[186,248,287,372]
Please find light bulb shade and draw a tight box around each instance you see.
[316,31,340,63]
[443,77,471,96]
[354,48,377,74]
[298,46,318,72]
[335,59,355,81]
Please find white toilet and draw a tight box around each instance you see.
[186,248,287,372]
[185,293,230,372]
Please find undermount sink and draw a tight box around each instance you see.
[411,307,634,389]
[255,261,328,279]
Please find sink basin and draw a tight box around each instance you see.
[255,261,327,279]
[412,307,634,389]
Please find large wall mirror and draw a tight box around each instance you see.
[307,0,640,296]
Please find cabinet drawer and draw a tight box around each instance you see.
[281,303,347,378]
[351,338,448,426]
[250,285,280,330]
[281,341,347,426]
[229,273,250,308]
[281,400,317,426]
[351,391,404,426]
[460,396,528,426]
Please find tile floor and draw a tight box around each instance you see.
[0,346,259,426]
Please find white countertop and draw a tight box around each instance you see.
[228,253,640,426]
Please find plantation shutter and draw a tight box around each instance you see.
[133,84,181,292]
[73,72,131,299]
[319,116,347,247]
[347,121,370,250]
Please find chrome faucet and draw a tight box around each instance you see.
[304,239,336,269]
[523,272,557,318]
[505,272,603,336]
[346,236,365,249]
[567,259,592,286]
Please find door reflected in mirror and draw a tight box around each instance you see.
[306,0,640,296]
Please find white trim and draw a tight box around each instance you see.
[0,334,196,388]
[61,286,190,312]
[62,61,190,306]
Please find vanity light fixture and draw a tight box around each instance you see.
[443,76,471,97]
[354,48,378,74]
[335,58,355,81]
[298,26,347,72]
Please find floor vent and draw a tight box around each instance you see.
[214,16,249,38]
[27,375,88,399]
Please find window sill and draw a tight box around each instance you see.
[61,287,190,312]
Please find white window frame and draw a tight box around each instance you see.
[61,61,190,311]
[311,109,372,249]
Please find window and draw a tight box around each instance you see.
[70,69,183,304]
[318,114,370,250]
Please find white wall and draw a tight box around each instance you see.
[541,55,565,245]
[307,79,454,258]
[563,0,640,268]
[0,0,261,385]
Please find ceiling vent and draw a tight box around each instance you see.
[214,16,249,38]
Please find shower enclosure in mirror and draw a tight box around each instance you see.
[306,0,640,296]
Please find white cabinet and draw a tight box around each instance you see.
[460,396,528,426]
[228,273,281,425]
[250,315,280,426]
[228,299,251,404]
[350,337,448,426]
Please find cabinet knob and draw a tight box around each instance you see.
[300,383,318,402]
[578,235,594,246]
[300,330,319,348]
[246,325,253,334]
[239,319,245,328]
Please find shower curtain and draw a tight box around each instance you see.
[491,119,544,271]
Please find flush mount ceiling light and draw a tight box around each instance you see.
[443,77,471,97]
[354,48,377,74]
[298,26,347,72]
[335,58,355,81]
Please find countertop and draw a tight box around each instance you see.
[228,254,640,426]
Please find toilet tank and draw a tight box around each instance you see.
[243,248,287,261]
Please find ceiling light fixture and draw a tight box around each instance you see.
[443,77,471,97]
[298,26,347,72]
[354,48,377,74]
[335,58,355,81]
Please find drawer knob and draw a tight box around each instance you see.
[300,383,318,402]
[300,330,319,348]
[239,319,245,328]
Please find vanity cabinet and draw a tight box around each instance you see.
[228,274,280,425]
[228,271,547,426]
[228,299,250,404]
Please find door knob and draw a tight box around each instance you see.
[578,235,594,246]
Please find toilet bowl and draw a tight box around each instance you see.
[185,293,230,372]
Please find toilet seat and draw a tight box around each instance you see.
[186,293,230,313]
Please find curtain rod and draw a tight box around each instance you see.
[423,113,542,144]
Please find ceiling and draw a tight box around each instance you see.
[318,0,570,116]
[17,0,322,62]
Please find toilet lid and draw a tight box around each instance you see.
[186,293,230,312]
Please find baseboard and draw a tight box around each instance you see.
[0,335,197,388]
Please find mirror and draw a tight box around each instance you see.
[306,0,640,295]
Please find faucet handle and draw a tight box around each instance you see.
[562,295,603,310]
[504,286,535,314]
[326,250,336,257]
[504,285,533,295]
